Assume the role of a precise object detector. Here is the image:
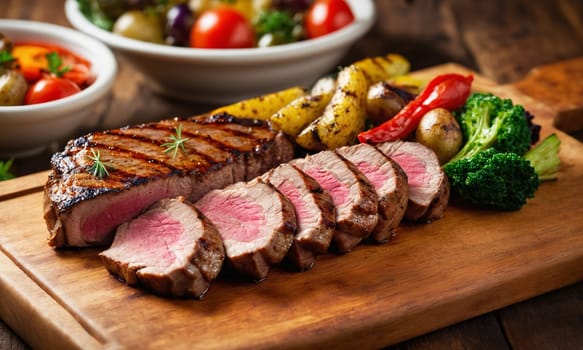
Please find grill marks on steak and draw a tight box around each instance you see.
[195,180,297,280]
[262,163,335,271]
[292,151,378,253]
[99,197,225,299]
[376,141,449,222]
[336,144,408,243]
[44,114,294,248]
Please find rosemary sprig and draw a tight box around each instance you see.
[87,149,112,179]
[162,124,189,159]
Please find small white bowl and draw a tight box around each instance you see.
[0,20,117,158]
[65,0,375,104]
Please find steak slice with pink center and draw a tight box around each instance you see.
[336,143,408,243]
[262,163,335,271]
[376,141,450,222]
[195,180,296,280]
[44,114,294,248]
[292,150,378,253]
[99,196,225,299]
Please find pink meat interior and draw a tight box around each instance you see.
[356,161,389,191]
[114,211,184,267]
[81,187,169,244]
[391,153,429,188]
[303,167,348,207]
[278,180,309,228]
[198,194,265,243]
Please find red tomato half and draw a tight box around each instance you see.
[25,78,81,105]
[190,7,255,49]
[305,0,355,39]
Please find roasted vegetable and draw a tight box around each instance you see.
[415,108,463,164]
[211,86,306,120]
[446,92,532,165]
[352,53,410,83]
[296,65,367,150]
[444,148,539,211]
[0,70,27,106]
[310,75,336,95]
[443,95,558,211]
[524,133,561,181]
[366,81,415,125]
[270,91,333,137]
[358,73,473,144]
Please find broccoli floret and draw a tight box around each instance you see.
[447,93,532,165]
[444,148,539,211]
[524,133,561,181]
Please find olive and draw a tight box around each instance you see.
[0,70,28,106]
[113,10,164,44]
[165,3,194,46]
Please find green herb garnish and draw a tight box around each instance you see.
[87,149,111,179]
[255,10,301,46]
[0,159,15,181]
[0,50,15,65]
[76,0,114,31]
[46,52,71,77]
[162,124,189,159]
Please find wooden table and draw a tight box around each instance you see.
[1,1,582,349]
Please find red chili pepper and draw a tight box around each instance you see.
[358,73,474,144]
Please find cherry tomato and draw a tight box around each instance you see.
[305,0,355,39]
[24,78,81,105]
[190,7,255,49]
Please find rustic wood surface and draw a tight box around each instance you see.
[0,63,582,349]
[1,0,582,349]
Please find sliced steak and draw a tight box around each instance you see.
[44,113,294,248]
[376,141,449,222]
[195,179,296,280]
[262,163,335,271]
[292,151,378,253]
[99,197,225,299]
[336,143,408,243]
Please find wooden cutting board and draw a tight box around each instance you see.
[1,60,582,350]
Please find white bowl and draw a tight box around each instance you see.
[65,0,375,104]
[0,20,117,158]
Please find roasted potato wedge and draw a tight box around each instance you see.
[296,65,368,150]
[310,75,336,95]
[353,53,410,83]
[270,92,333,137]
[211,86,306,120]
[387,74,425,94]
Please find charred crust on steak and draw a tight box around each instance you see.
[45,113,294,248]
[46,115,284,213]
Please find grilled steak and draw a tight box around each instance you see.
[336,143,408,243]
[262,163,335,271]
[376,141,449,222]
[99,197,225,299]
[195,179,296,280]
[292,151,378,253]
[44,114,294,248]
